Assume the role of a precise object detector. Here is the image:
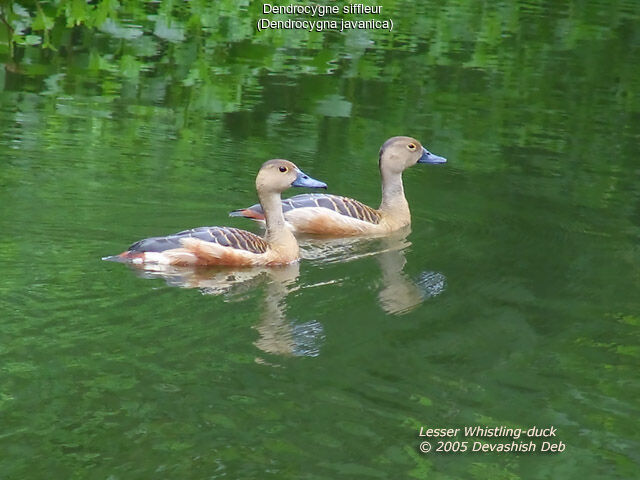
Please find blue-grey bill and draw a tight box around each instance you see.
[418,147,447,164]
[292,170,327,189]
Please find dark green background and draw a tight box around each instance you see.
[1,1,639,478]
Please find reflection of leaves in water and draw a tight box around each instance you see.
[153,15,186,43]
[1,1,638,217]
[99,18,143,40]
[2,0,637,134]
[315,94,352,118]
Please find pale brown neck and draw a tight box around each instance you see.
[259,190,298,250]
[379,169,410,222]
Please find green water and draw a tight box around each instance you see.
[1,1,639,478]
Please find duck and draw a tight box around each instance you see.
[229,136,446,236]
[106,160,327,266]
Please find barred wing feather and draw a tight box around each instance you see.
[128,226,268,254]
[231,194,381,225]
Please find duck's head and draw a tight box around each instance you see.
[379,136,446,174]
[256,159,327,193]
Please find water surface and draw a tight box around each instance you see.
[1,1,639,478]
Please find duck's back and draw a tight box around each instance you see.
[230,193,384,236]
[128,226,268,254]
[233,193,381,224]
[286,194,381,224]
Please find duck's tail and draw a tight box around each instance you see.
[229,207,265,221]
[102,252,145,263]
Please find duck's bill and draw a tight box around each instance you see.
[418,147,447,164]
[292,170,327,189]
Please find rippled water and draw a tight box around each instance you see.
[1,1,640,478]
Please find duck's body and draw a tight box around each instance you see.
[230,136,446,237]
[108,160,326,266]
[233,193,400,236]
[117,225,280,266]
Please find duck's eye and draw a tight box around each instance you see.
[408,143,416,150]
[279,166,288,173]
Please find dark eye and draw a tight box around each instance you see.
[408,143,416,150]
[279,166,287,173]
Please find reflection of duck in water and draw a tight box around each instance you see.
[105,160,326,266]
[375,234,446,315]
[253,264,325,358]
[122,262,325,358]
[300,227,446,315]
[231,136,445,236]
